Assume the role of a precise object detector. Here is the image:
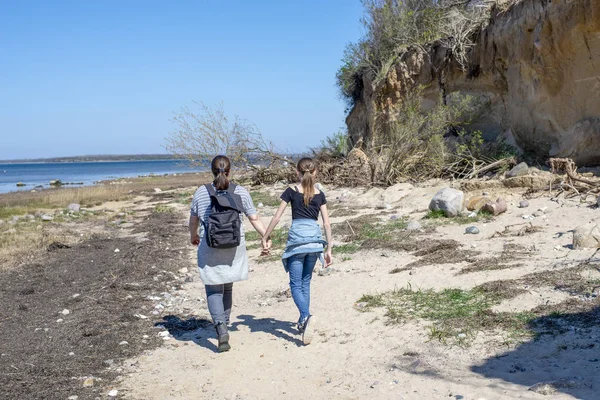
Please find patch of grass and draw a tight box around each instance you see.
[246,227,288,248]
[424,209,493,225]
[256,253,281,264]
[250,191,281,207]
[175,191,193,204]
[154,204,175,213]
[358,285,540,345]
[333,243,361,255]
[424,210,446,219]
[332,216,409,253]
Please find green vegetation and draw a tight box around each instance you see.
[154,204,175,213]
[336,0,491,108]
[246,227,288,247]
[250,191,281,207]
[424,209,493,225]
[332,217,409,254]
[333,243,361,255]
[358,286,537,345]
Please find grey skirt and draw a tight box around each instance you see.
[197,233,249,285]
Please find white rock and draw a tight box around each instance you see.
[61,309,70,315]
[41,214,54,222]
[134,314,148,319]
[158,331,170,337]
[114,248,120,253]
[68,352,75,356]
[72,293,80,298]
[178,267,188,274]
[153,188,162,193]
[406,221,422,231]
[108,389,119,397]
[68,396,79,400]
[257,202,264,208]
[429,188,464,217]
[67,203,81,212]
[119,341,128,346]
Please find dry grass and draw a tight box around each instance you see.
[0,172,211,269]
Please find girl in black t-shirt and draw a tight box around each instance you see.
[262,157,333,345]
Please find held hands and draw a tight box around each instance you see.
[260,237,272,256]
[324,250,333,267]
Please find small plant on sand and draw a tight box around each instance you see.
[358,285,541,346]
[154,204,175,213]
[249,191,280,207]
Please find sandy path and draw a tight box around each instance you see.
[118,184,599,399]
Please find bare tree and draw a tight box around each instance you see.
[165,102,277,167]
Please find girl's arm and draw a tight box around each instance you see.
[320,204,333,266]
[248,214,267,237]
[189,215,200,245]
[262,200,288,249]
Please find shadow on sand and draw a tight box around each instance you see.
[156,314,302,353]
[471,305,600,399]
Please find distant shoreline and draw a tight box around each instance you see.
[0,154,195,164]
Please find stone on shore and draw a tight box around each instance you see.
[466,196,492,211]
[41,214,54,222]
[573,224,600,249]
[465,226,480,235]
[406,221,422,231]
[67,203,81,213]
[429,188,464,217]
[482,197,507,216]
[519,200,530,208]
[506,162,529,178]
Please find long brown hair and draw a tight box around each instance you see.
[211,155,231,190]
[297,157,316,206]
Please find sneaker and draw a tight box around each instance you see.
[302,315,315,345]
[215,322,231,352]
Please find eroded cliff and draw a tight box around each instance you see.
[347,0,600,164]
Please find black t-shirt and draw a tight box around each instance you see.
[281,186,327,220]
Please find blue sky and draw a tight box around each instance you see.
[0,1,363,159]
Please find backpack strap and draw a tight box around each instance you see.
[205,183,243,212]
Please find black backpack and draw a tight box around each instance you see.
[203,183,244,249]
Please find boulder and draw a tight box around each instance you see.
[573,224,600,249]
[41,214,54,222]
[67,203,81,213]
[466,196,492,211]
[506,162,529,178]
[519,200,530,208]
[482,197,507,216]
[429,188,464,217]
[49,180,62,186]
[16,182,26,187]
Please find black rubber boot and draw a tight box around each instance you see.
[215,322,230,352]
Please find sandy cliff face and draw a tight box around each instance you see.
[347,0,600,164]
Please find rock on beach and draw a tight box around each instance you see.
[429,188,464,217]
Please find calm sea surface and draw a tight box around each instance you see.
[0,160,205,194]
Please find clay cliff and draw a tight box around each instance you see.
[347,0,600,165]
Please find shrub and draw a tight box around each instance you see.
[370,87,478,184]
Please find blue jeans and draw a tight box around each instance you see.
[288,252,318,323]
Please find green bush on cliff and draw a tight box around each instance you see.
[337,0,492,107]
